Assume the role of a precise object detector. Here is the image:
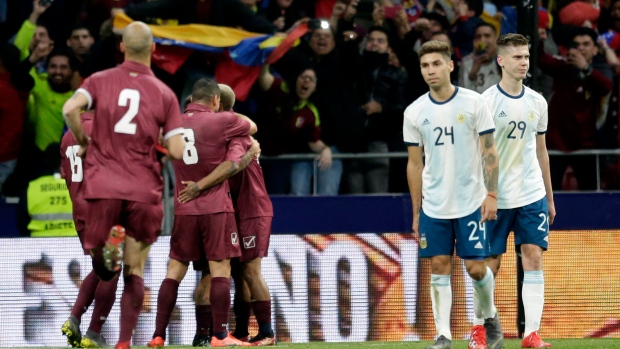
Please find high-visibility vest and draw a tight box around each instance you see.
[27,174,77,237]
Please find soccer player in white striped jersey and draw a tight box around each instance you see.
[481,33,556,349]
[404,40,500,349]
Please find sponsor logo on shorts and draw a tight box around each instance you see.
[544,236,549,242]
[474,241,483,249]
[231,232,239,245]
[243,236,256,249]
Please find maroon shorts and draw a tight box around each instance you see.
[83,199,163,251]
[238,217,272,262]
[170,213,241,263]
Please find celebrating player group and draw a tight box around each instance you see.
[404,34,555,349]
[60,22,274,348]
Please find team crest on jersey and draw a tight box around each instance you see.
[528,111,536,121]
[231,232,239,245]
[420,233,427,249]
[456,114,466,123]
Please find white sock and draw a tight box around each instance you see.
[430,274,452,340]
[472,267,496,324]
[523,270,544,337]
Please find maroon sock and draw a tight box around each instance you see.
[153,278,179,339]
[232,300,251,338]
[195,305,212,336]
[118,275,145,343]
[87,274,119,334]
[71,270,100,320]
[252,300,273,336]
[210,277,231,337]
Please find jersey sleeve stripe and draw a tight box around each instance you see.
[404,142,420,147]
[164,127,185,140]
[537,131,547,135]
[76,88,93,110]
[478,128,495,136]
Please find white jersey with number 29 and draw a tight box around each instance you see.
[482,84,547,209]
[403,87,495,219]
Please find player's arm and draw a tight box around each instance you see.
[234,112,257,135]
[406,145,423,237]
[62,92,90,153]
[536,134,556,224]
[479,132,499,222]
[178,139,261,203]
[165,134,185,160]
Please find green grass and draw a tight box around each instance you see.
[11,338,620,349]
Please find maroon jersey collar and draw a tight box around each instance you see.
[185,102,216,113]
[119,60,154,76]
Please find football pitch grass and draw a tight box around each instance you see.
[14,339,620,349]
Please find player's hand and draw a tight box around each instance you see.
[77,136,90,158]
[412,215,420,239]
[249,138,261,158]
[316,146,332,170]
[548,201,556,225]
[178,181,201,203]
[480,195,498,223]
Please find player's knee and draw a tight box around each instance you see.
[430,256,451,274]
[243,261,261,281]
[465,262,487,281]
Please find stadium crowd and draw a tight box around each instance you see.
[0,0,619,202]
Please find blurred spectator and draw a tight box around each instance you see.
[539,27,613,190]
[259,0,307,31]
[559,1,601,29]
[347,26,408,194]
[0,43,29,193]
[274,17,365,194]
[241,0,260,12]
[66,24,95,64]
[458,22,499,93]
[12,0,51,73]
[22,49,75,153]
[256,64,334,195]
[449,0,484,58]
[121,0,277,32]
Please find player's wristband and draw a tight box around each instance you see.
[487,193,497,200]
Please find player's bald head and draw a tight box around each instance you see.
[218,84,235,111]
[122,22,153,56]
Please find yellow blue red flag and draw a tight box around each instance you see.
[113,13,308,100]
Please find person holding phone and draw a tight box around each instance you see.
[459,22,500,93]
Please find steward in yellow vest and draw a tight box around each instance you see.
[27,173,77,237]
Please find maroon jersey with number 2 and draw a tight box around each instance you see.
[76,61,183,204]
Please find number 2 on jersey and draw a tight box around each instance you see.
[183,129,198,165]
[114,89,140,135]
[64,145,83,182]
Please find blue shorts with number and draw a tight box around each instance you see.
[419,208,489,260]
[486,197,549,255]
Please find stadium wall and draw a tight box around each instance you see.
[0,193,618,346]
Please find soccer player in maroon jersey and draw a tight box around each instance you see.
[148,78,257,348]
[60,112,119,349]
[185,84,276,346]
[62,22,186,349]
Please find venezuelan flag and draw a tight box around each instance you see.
[113,13,308,100]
